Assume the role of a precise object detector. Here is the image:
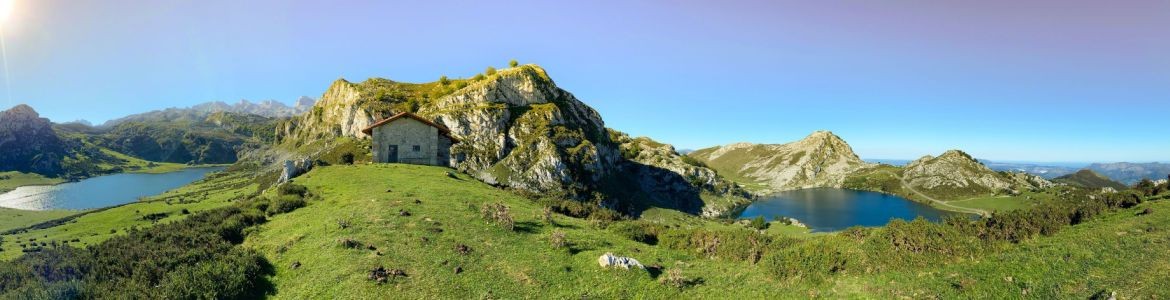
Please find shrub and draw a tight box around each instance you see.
[485,66,497,76]
[472,74,485,81]
[509,60,519,67]
[267,195,306,216]
[480,203,514,231]
[748,216,768,230]
[659,267,700,289]
[609,221,666,245]
[439,75,450,85]
[549,230,567,249]
[761,236,855,282]
[276,183,308,197]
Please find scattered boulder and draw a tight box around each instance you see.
[278,158,313,183]
[368,266,407,284]
[399,209,411,217]
[597,252,644,270]
[454,266,463,274]
[455,244,471,255]
[290,261,301,269]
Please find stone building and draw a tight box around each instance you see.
[361,112,459,166]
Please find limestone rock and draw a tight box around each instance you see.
[598,252,644,270]
[278,158,313,183]
[688,131,871,194]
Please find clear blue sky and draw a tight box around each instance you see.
[1,0,1167,162]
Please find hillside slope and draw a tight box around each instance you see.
[687,131,870,194]
[1054,169,1128,190]
[237,164,1170,298]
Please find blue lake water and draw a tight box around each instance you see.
[738,188,963,232]
[0,167,225,211]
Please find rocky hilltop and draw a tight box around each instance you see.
[900,150,1047,199]
[0,105,71,175]
[275,65,747,217]
[1054,169,1128,190]
[687,131,871,194]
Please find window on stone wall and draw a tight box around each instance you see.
[412,145,421,152]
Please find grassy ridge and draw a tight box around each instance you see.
[0,208,78,233]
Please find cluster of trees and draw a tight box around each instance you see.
[0,183,313,298]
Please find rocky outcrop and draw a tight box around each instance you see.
[275,65,748,217]
[900,150,1053,199]
[688,131,871,194]
[278,158,313,183]
[611,131,750,217]
[597,252,644,270]
[0,105,70,175]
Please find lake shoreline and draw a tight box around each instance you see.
[0,166,227,211]
[0,163,229,195]
[737,187,965,232]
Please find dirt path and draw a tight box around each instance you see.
[898,176,990,217]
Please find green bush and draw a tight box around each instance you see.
[761,236,856,282]
[509,60,519,67]
[485,66,497,76]
[267,195,307,216]
[609,221,666,245]
[748,216,768,230]
[439,75,450,85]
[277,183,308,197]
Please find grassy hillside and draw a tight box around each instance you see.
[0,169,256,260]
[238,164,1168,298]
[243,164,809,298]
[1055,169,1129,190]
[1,163,1167,298]
[0,208,78,233]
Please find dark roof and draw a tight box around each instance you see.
[361,112,460,143]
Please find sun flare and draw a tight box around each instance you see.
[0,0,13,24]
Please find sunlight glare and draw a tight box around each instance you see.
[0,0,13,24]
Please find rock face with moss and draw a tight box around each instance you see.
[901,150,1051,199]
[687,131,871,194]
[276,65,746,216]
[610,131,751,217]
[0,105,70,175]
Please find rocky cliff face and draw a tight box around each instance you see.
[610,131,751,217]
[688,131,871,194]
[0,105,69,175]
[903,150,1051,199]
[275,65,746,217]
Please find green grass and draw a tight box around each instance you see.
[242,164,1170,298]
[946,191,1053,213]
[0,170,256,260]
[0,208,78,233]
[844,200,1170,298]
[243,164,821,298]
[0,172,66,194]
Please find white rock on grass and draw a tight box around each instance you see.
[597,252,644,270]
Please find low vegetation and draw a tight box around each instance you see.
[0,163,1166,298]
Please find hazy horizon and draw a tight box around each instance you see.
[1,0,1167,162]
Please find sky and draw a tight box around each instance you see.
[0,0,1167,162]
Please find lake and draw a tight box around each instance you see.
[0,167,225,211]
[738,188,964,232]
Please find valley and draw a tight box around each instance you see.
[0,64,1166,298]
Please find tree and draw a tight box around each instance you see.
[508,59,519,67]
[439,75,450,85]
[485,66,497,76]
